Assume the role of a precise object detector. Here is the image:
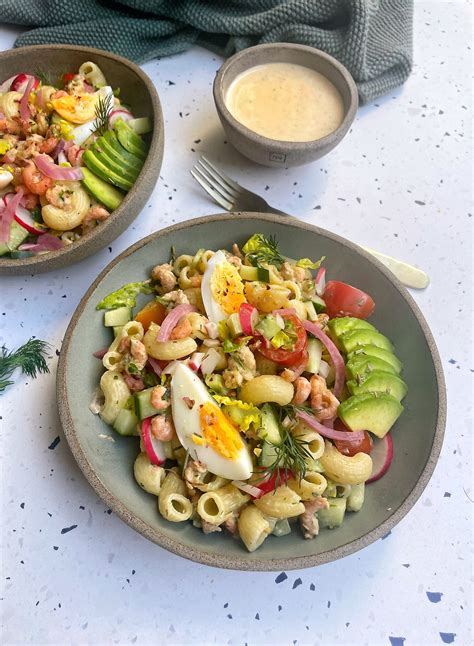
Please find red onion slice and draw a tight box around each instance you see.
[92,348,108,359]
[147,357,162,376]
[4,193,46,236]
[366,435,393,483]
[156,303,197,342]
[302,319,345,398]
[34,154,84,181]
[273,307,297,318]
[141,418,166,465]
[0,75,17,93]
[19,76,34,121]
[315,267,326,296]
[11,73,39,93]
[296,408,365,442]
[19,233,64,253]
[0,188,23,242]
[231,480,263,499]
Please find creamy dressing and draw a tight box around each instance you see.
[225,62,345,142]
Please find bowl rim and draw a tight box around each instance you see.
[213,42,359,150]
[0,44,163,273]
[57,212,446,571]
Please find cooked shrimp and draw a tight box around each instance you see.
[281,261,307,283]
[22,162,53,195]
[130,339,147,370]
[51,90,67,100]
[39,137,58,154]
[45,184,74,208]
[118,336,131,354]
[201,520,222,534]
[169,317,192,340]
[189,274,202,287]
[15,186,38,210]
[151,263,177,293]
[292,376,311,405]
[309,375,340,421]
[123,372,145,393]
[81,205,110,232]
[150,414,175,441]
[300,496,329,539]
[160,290,189,305]
[150,385,170,411]
[183,459,207,492]
[67,144,83,166]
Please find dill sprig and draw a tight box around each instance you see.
[0,339,51,393]
[257,405,313,490]
[93,92,114,137]
[34,68,57,87]
[244,234,284,268]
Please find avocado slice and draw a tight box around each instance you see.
[113,119,147,160]
[0,220,29,256]
[90,145,140,183]
[347,370,408,401]
[100,131,145,171]
[327,316,376,340]
[346,354,398,380]
[338,393,403,438]
[339,329,394,355]
[81,167,125,210]
[83,150,133,191]
[347,344,403,373]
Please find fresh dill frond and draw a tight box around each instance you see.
[170,245,177,264]
[243,233,285,268]
[92,92,114,136]
[34,68,57,87]
[257,405,313,491]
[0,339,51,393]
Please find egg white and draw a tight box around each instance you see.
[170,363,253,480]
[200,250,234,325]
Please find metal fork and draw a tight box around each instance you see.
[191,156,429,289]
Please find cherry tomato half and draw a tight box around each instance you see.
[333,418,373,456]
[253,469,294,496]
[323,280,375,319]
[258,314,307,366]
[62,73,76,84]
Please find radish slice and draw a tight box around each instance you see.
[0,187,23,242]
[239,303,259,335]
[315,267,326,296]
[302,320,345,399]
[147,357,162,377]
[109,109,133,127]
[273,308,297,318]
[156,304,197,342]
[141,417,166,466]
[4,194,46,235]
[204,321,218,339]
[162,360,181,375]
[231,480,263,499]
[366,435,394,483]
[11,73,39,93]
[0,75,17,93]
[128,117,152,135]
[189,352,205,372]
[34,154,84,180]
[19,76,34,121]
[296,409,365,442]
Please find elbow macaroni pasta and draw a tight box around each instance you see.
[240,375,294,406]
[320,441,373,485]
[99,370,131,424]
[254,486,305,519]
[41,182,90,231]
[0,92,22,118]
[134,452,166,496]
[238,505,273,552]
[158,470,192,522]
[78,61,108,87]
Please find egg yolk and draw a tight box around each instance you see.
[197,402,244,460]
[210,262,246,315]
[51,94,97,124]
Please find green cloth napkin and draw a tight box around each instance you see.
[1,0,413,104]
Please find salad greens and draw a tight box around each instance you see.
[96,280,154,310]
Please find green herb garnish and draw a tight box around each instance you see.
[242,234,284,269]
[0,339,50,393]
[34,68,58,87]
[96,280,154,310]
[93,92,114,137]
[296,256,325,270]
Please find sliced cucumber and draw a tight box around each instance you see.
[305,337,323,374]
[128,117,152,135]
[312,295,326,313]
[272,518,291,537]
[227,312,243,337]
[318,497,346,528]
[259,441,279,468]
[113,408,138,436]
[239,265,270,282]
[258,404,282,444]
[255,314,282,340]
[104,306,132,327]
[205,373,229,395]
[0,220,29,256]
[134,387,161,420]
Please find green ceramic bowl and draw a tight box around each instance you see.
[57,213,446,571]
[0,45,164,275]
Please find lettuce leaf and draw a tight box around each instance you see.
[213,395,261,431]
[96,281,153,310]
[296,256,325,270]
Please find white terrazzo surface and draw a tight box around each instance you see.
[1,2,472,645]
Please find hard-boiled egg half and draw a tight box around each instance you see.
[51,86,113,124]
[171,363,253,480]
[201,250,246,324]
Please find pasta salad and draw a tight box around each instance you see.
[92,234,407,552]
[0,63,151,257]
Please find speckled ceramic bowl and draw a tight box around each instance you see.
[57,213,446,571]
[0,45,164,275]
[213,43,358,167]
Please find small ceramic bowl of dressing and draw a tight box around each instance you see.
[213,43,358,167]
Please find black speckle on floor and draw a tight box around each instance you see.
[278,605,282,611]
[389,638,406,646]
[62,294,67,299]
[402,563,410,568]
[439,634,456,645]
[255,612,260,620]
[313,205,321,210]
[108,247,112,253]
[53,546,59,551]
[223,602,228,608]
[426,591,443,603]
[414,200,426,206]
[79,505,85,510]
[167,80,175,86]
[265,185,270,191]
[20,502,25,509]
[61,524,77,534]
[356,197,361,203]
[327,600,331,608]
[227,614,233,619]
[275,572,288,584]
[448,359,456,364]
[310,583,315,591]
[48,436,60,450]
[292,578,302,589]
[55,348,60,357]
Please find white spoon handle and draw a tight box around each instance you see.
[361,246,430,289]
